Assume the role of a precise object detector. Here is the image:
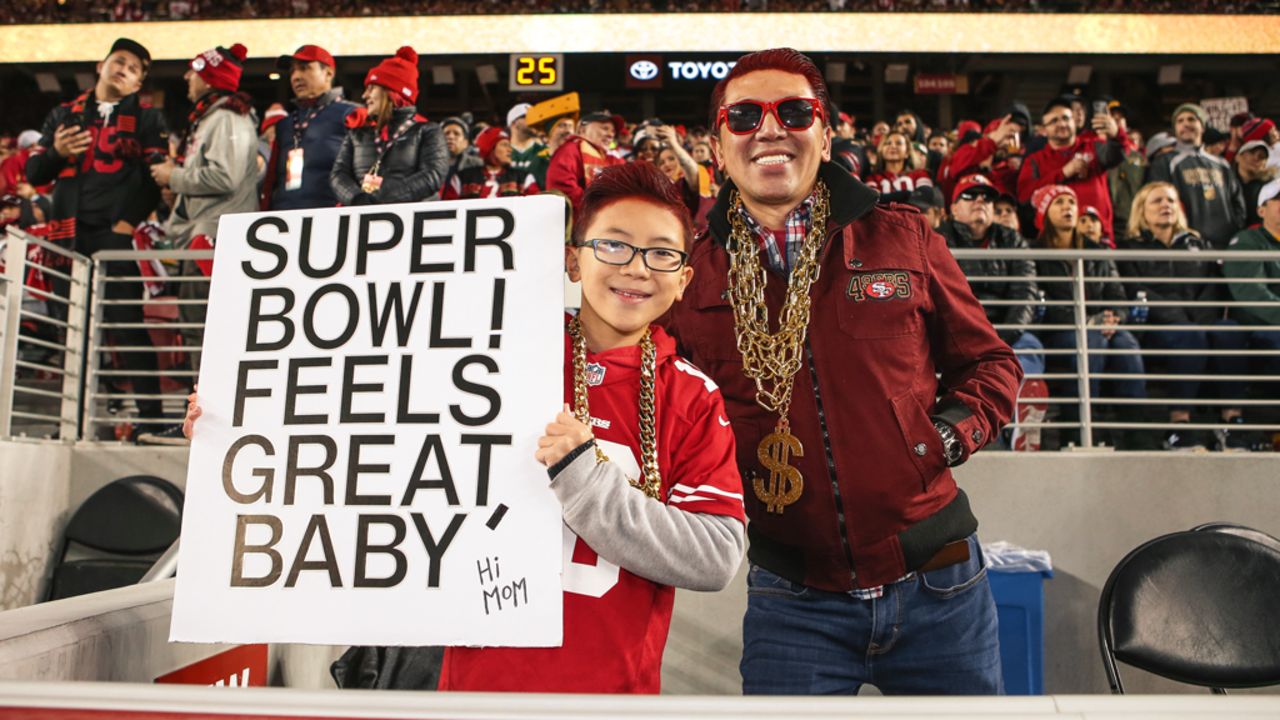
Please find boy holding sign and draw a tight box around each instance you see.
[185,163,745,693]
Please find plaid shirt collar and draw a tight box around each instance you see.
[735,191,819,275]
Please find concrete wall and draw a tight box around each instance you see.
[0,442,72,611]
[2,442,1278,695]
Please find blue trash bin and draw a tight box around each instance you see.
[989,567,1053,695]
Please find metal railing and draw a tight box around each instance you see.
[82,248,212,441]
[0,227,89,441]
[954,247,1280,450]
[18,245,1279,451]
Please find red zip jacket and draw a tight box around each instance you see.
[664,163,1021,591]
[1017,128,1127,240]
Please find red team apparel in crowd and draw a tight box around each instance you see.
[864,168,934,196]
[439,320,746,694]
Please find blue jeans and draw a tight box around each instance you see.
[1042,329,1146,399]
[740,533,1002,695]
[1012,332,1045,378]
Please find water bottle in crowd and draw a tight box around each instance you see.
[1033,289,1047,324]
[1131,291,1149,323]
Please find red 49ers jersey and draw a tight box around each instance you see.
[440,322,745,693]
[865,168,934,196]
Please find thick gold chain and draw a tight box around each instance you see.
[724,182,831,427]
[568,316,662,499]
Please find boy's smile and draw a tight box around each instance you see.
[566,198,693,352]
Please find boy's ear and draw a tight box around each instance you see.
[565,244,582,283]
[672,265,694,303]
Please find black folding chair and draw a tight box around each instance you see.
[45,475,184,601]
[1191,522,1280,553]
[1097,529,1280,694]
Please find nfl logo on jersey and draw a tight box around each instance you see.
[585,362,606,386]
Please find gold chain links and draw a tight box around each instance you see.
[568,316,662,500]
[724,182,832,427]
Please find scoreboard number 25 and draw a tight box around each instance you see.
[508,54,564,92]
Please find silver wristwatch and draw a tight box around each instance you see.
[933,420,964,467]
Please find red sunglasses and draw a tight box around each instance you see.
[716,97,826,135]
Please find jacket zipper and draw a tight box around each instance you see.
[804,337,857,576]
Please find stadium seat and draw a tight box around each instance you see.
[1097,529,1280,694]
[45,475,184,602]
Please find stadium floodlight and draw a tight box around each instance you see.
[476,64,499,86]
[885,64,910,84]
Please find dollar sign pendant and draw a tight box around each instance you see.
[754,427,804,514]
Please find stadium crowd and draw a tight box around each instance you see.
[0,0,1265,24]
[1,38,1277,452]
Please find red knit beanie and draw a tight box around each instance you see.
[1032,184,1077,232]
[366,46,419,105]
[474,127,508,163]
[1241,117,1276,145]
[191,44,247,93]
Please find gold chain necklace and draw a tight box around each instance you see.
[724,182,831,514]
[568,316,662,500]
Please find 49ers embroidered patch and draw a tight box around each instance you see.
[847,271,912,302]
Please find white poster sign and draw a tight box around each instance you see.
[171,196,566,647]
[1201,96,1249,132]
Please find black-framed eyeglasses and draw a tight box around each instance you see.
[574,238,688,272]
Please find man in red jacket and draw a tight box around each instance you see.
[545,110,624,210]
[664,48,1021,695]
[1018,95,1127,243]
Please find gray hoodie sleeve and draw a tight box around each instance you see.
[549,446,745,592]
[169,110,256,197]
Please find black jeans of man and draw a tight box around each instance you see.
[51,226,163,424]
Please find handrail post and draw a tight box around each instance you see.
[60,254,91,441]
[0,231,27,438]
[82,256,107,442]
[1073,258,1094,448]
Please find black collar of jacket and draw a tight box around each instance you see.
[706,161,879,248]
[944,219,1020,248]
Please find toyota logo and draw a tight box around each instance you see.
[630,60,659,81]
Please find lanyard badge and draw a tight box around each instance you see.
[285,148,305,191]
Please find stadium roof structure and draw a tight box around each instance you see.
[0,12,1276,64]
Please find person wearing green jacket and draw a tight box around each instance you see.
[1212,178,1280,451]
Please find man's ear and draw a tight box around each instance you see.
[821,125,833,163]
[710,134,724,172]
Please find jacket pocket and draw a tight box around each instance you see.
[835,267,925,339]
[890,389,946,492]
[687,292,743,362]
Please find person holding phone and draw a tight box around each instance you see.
[26,37,170,439]
[1018,95,1128,246]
